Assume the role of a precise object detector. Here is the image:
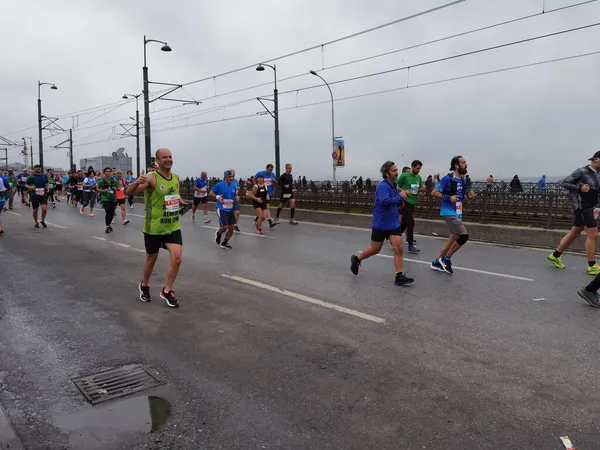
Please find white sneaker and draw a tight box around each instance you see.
[289,219,298,225]
[89,213,94,217]
[274,217,280,223]
[203,217,211,223]
[129,205,134,210]
[123,219,130,225]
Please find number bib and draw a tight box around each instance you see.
[455,201,463,220]
[194,190,207,198]
[411,184,419,195]
[222,199,234,210]
[283,193,291,199]
[77,183,83,191]
[164,194,180,213]
[35,188,45,196]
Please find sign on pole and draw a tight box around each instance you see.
[333,139,345,167]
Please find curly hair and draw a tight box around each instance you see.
[380,161,395,179]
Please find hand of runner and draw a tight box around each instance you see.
[582,184,591,193]
[450,195,458,203]
[136,174,147,185]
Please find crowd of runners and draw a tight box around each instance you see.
[2,149,600,311]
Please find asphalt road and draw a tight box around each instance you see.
[1,200,599,449]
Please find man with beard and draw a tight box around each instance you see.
[25,165,49,228]
[430,155,476,274]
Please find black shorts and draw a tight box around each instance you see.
[117,198,126,205]
[371,227,402,243]
[217,209,236,226]
[143,229,183,254]
[193,197,208,206]
[31,195,47,209]
[280,194,294,203]
[253,201,268,210]
[573,208,597,228]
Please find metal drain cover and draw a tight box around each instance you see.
[73,364,165,405]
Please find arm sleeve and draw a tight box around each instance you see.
[560,169,582,193]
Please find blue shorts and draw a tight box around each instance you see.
[217,209,236,227]
[233,201,240,211]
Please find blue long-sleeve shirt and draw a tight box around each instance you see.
[372,179,402,230]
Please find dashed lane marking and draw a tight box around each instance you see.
[202,225,274,239]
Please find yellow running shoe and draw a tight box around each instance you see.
[547,254,566,269]
[587,264,600,276]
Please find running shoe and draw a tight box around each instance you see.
[138,282,152,302]
[80,207,85,214]
[394,273,415,286]
[123,219,130,225]
[192,214,195,220]
[215,229,222,245]
[430,259,444,272]
[40,221,47,229]
[547,254,566,269]
[588,264,600,276]
[408,245,420,254]
[274,217,280,223]
[203,217,211,223]
[577,287,600,307]
[89,213,94,217]
[51,204,56,209]
[256,228,263,235]
[0,228,4,235]
[105,226,111,234]
[129,205,134,209]
[220,241,233,250]
[289,219,298,225]
[108,225,113,232]
[440,256,453,274]
[350,254,361,275]
[234,225,241,233]
[160,288,179,308]
[34,223,39,228]
[269,222,277,229]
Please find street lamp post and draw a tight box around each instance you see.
[309,70,336,183]
[123,94,142,176]
[256,64,280,178]
[143,36,171,170]
[37,81,57,171]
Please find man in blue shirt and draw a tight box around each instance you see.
[25,165,49,228]
[192,171,210,223]
[254,164,278,229]
[350,161,414,286]
[18,170,30,206]
[210,169,238,250]
[430,155,476,274]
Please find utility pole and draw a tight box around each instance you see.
[51,129,74,171]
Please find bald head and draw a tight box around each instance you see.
[155,148,173,171]
[155,148,171,159]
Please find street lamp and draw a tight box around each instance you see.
[256,63,280,178]
[309,70,337,183]
[38,81,58,171]
[143,36,171,170]
[123,93,142,176]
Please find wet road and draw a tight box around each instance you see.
[0,201,599,449]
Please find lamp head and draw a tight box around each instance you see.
[256,65,265,72]
[161,44,172,52]
[309,70,317,76]
[50,84,58,90]
[122,95,128,99]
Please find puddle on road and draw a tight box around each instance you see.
[55,395,171,449]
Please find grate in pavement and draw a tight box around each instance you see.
[72,364,165,405]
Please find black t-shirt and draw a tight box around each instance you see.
[279,173,294,195]
[26,174,48,198]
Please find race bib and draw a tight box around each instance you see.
[411,184,419,195]
[164,194,180,213]
[455,201,463,220]
[594,208,600,220]
[194,190,207,198]
[77,183,83,191]
[222,199,234,210]
[264,179,272,186]
[283,193,291,199]
[107,188,114,194]
[35,188,45,195]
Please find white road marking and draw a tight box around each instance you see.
[115,242,130,248]
[92,235,146,253]
[44,221,66,229]
[6,211,22,216]
[221,274,385,324]
[372,253,535,281]
[202,225,274,239]
[92,236,107,241]
[130,213,145,218]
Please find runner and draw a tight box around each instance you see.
[96,167,119,233]
[430,156,476,274]
[0,175,7,234]
[396,160,425,253]
[249,173,269,234]
[548,151,600,275]
[80,170,97,216]
[126,149,184,308]
[192,171,210,223]
[254,164,277,229]
[25,165,49,229]
[350,161,414,286]
[230,168,241,232]
[114,170,130,225]
[210,169,238,249]
[54,172,63,202]
[275,163,298,225]
[6,170,17,210]
[46,168,56,208]
[18,169,29,206]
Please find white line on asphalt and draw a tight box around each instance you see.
[92,236,107,241]
[130,213,144,218]
[221,274,385,324]
[372,254,535,281]
[6,211,22,216]
[92,236,145,253]
[202,225,274,239]
[115,242,130,248]
[44,221,66,229]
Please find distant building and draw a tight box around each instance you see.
[80,147,132,173]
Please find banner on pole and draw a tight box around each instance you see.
[333,139,345,167]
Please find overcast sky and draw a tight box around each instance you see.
[1,0,599,181]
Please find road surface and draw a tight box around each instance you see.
[0,201,598,449]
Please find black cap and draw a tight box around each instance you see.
[589,151,600,160]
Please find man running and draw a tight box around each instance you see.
[396,160,425,253]
[210,169,238,250]
[192,171,210,223]
[25,165,49,229]
[125,170,136,208]
[54,172,63,202]
[46,168,56,208]
[114,170,130,225]
[6,170,17,210]
[18,169,29,206]
[255,164,277,229]
[430,156,476,274]
[126,149,184,308]
[548,151,600,275]
[96,168,120,233]
[350,161,414,286]
[275,163,298,224]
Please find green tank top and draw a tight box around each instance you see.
[143,171,181,235]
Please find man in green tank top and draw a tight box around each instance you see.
[126,148,187,308]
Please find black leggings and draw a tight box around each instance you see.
[400,203,415,244]
[82,191,96,209]
[48,189,55,202]
[103,202,117,226]
[127,195,134,207]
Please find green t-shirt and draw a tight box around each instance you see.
[143,171,181,235]
[97,178,119,203]
[7,178,16,193]
[396,172,422,205]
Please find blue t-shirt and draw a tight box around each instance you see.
[83,177,96,191]
[18,173,29,186]
[436,174,467,218]
[372,179,403,230]
[0,176,8,193]
[125,175,136,185]
[194,178,208,197]
[211,180,237,211]
[26,174,48,198]
[255,170,277,196]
